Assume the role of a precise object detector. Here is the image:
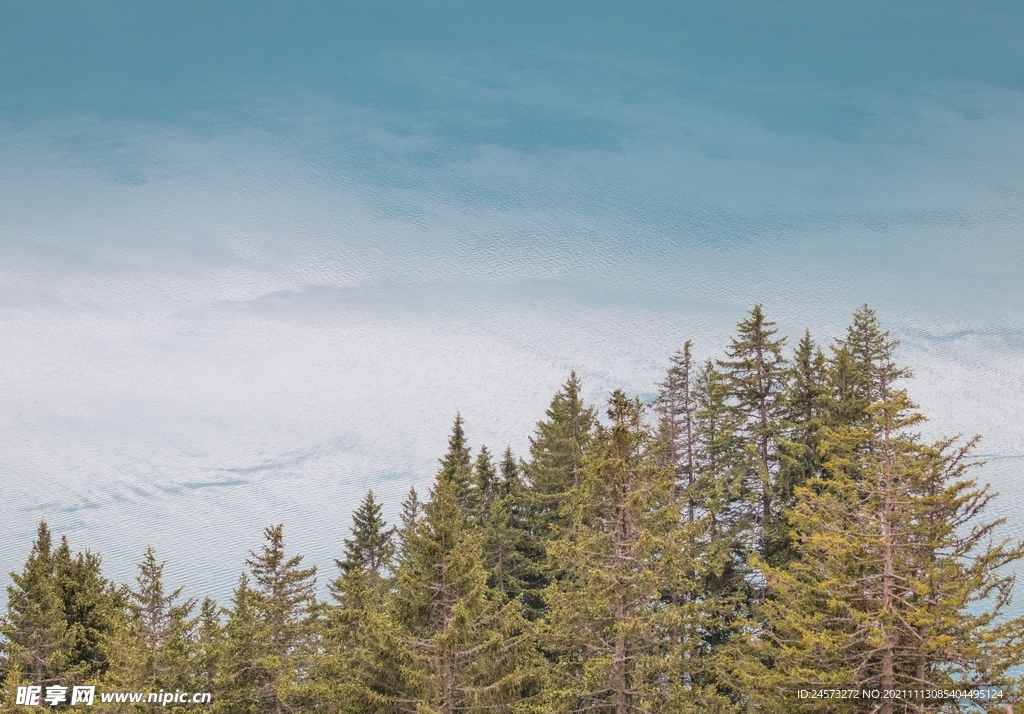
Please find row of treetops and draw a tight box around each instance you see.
[2,304,1021,713]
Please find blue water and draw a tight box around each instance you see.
[1,1,1022,617]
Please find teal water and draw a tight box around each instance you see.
[1,1,1022,613]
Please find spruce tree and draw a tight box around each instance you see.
[0,521,75,688]
[385,473,535,712]
[692,360,751,594]
[524,371,597,539]
[655,341,697,523]
[108,546,198,709]
[544,390,729,713]
[439,413,474,511]
[52,536,122,684]
[471,445,498,522]
[717,304,788,556]
[774,330,830,543]
[321,492,398,712]
[481,448,545,618]
[733,391,1024,713]
[217,526,317,714]
[193,598,222,701]
[217,575,268,714]
[838,304,911,406]
[339,490,396,578]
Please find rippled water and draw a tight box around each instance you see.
[1,2,1022,617]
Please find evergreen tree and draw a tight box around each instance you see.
[339,490,396,578]
[544,391,729,713]
[775,330,830,530]
[439,413,474,511]
[217,526,317,714]
[216,575,268,714]
[193,598,222,701]
[733,391,1024,713]
[52,536,122,684]
[0,521,76,688]
[692,360,751,594]
[471,445,498,522]
[108,546,198,709]
[655,341,698,523]
[385,473,535,712]
[399,487,422,533]
[717,304,789,556]
[837,304,911,407]
[481,448,545,618]
[320,492,398,712]
[524,371,597,539]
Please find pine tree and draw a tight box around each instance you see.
[399,487,422,532]
[193,598,222,701]
[692,360,751,594]
[732,390,1024,713]
[544,390,730,713]
[717,304,789,556]
[216,575,268,714]
[524,371,597,539]
[838,304,911,406]
[385,473,535,712]
[217,526,317,714]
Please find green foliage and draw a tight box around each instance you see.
[338,490,396,578]
[0,521,76,688]
[439,413,474,511]
[730,390,1024,712]
[544,391,731,713]
[481,448,545,619]
[1,522,121,692]
[717,303,789,557]
[385,474,536,713]
[217,525,317,714]
[3,304,1021,713]
[524,371,597,539]
[105,546,199,712]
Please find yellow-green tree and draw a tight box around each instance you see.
[732,391,1024,713]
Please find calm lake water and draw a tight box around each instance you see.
[1,1,1022,615]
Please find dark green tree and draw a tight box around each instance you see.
[107,546,198,712]
[320,491,399,712]
[471,445,498,523]
[837,304,911,407]
[338,490,396,579]
[544,391,730,713]
[717,304,789,556]
[524,371,597,540]
[1,523,121,693]
[385,473,535,712]
[0,522,76,688]
[655,341,698,523]
[481,448,545,619]
[774,330,830,544]
[52,536,122,684]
